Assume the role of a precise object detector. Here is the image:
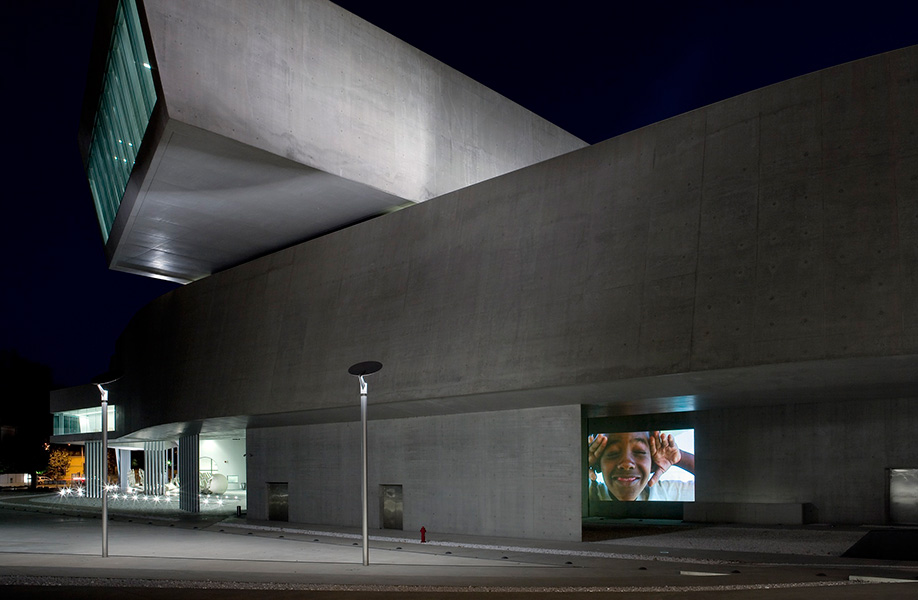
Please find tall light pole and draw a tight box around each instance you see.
[91,371,122,558]
[348,361,382,566]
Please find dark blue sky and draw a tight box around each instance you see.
[2,1,917,388]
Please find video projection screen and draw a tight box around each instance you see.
[587,429,695,502]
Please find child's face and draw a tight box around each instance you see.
[598,432,652,501]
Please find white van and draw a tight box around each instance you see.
[0,473,32,489]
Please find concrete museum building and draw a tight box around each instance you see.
[52,0,918,541]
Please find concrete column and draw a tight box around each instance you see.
[179,434,200,512]
[143,441,168,496]
[116,449,132,491]
[84,440,103,498]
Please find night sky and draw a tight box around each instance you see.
[2,1,917,389]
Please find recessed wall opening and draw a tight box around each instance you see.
[267,482,288,522]
[888,469,918,524]
[380,484,403,530]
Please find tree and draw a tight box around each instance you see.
[45,447,71,481]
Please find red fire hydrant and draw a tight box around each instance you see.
[420,526,427,543]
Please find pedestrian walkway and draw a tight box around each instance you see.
[1,492,917,598]
[35,486,246,516]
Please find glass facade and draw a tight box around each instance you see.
[53,406,116,436]
[87,0,157,242]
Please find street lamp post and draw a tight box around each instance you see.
[91,371,122,558]
[347,361,382,566]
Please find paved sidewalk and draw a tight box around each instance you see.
[1,492,917,598]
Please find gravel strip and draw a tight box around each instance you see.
[0,574,869,593]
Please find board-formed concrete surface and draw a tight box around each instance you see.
[69,44,918,423]
[53,44,918,535]
[87,0,586,282]
[247,404,582,540]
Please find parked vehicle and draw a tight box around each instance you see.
[0,473,32,489]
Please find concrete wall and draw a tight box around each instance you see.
[141,0,586,203]
[246,405,581,541]
[696,397,918,524]
[110,45,918,429]
[67,46,918,530]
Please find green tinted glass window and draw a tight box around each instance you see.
[87,0,157,242]
[53,406,116,436]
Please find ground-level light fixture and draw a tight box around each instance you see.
[91,370,122,558]
[348,361,382,566]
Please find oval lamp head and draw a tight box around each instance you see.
[91,371,123,386]
[348,361,382,376]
